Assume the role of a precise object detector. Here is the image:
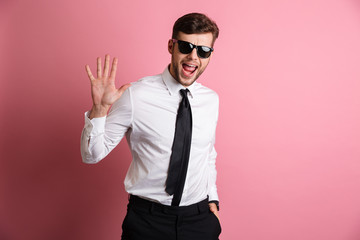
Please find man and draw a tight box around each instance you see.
[81,13,221,240]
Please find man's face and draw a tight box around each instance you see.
[168,32,214,87]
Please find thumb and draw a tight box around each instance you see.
[117,83,131,96]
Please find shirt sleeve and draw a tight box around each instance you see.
[208,94,219,203]
[208,139,219,202]
[80,87,133,164]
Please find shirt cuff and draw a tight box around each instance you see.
[84,111,106,137]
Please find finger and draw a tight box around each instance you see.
[103,54,110,77]
[85,65,95,82]
[109,57,118,80]
[97,57,102,78]
[210,208,218,214]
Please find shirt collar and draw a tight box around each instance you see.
[161,65,196,98]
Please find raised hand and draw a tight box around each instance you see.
[85,54,130,119]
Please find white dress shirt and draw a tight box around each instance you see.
[80,66,219,206]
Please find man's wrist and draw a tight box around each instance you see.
[89,105,110,119]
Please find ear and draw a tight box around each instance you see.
[168,39,174,54]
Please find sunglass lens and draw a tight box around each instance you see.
[198,46,212,58]
[178,41,193,54]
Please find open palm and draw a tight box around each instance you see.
[85,54,130,117]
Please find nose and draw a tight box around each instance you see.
[187,47,199,60]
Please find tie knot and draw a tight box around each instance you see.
[180,89,189,97]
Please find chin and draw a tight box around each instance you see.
[178,76,196,87]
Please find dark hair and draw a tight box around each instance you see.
[172,13,219,45]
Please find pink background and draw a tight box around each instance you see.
[1,0,360,239]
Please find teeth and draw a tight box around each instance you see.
[185,64,197,67]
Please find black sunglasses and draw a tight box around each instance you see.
[172,39,214,59]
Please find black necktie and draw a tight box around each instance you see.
[165,89,192,206]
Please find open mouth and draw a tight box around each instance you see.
[182,63,198,77]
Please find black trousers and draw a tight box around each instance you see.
[121,195,222,240]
